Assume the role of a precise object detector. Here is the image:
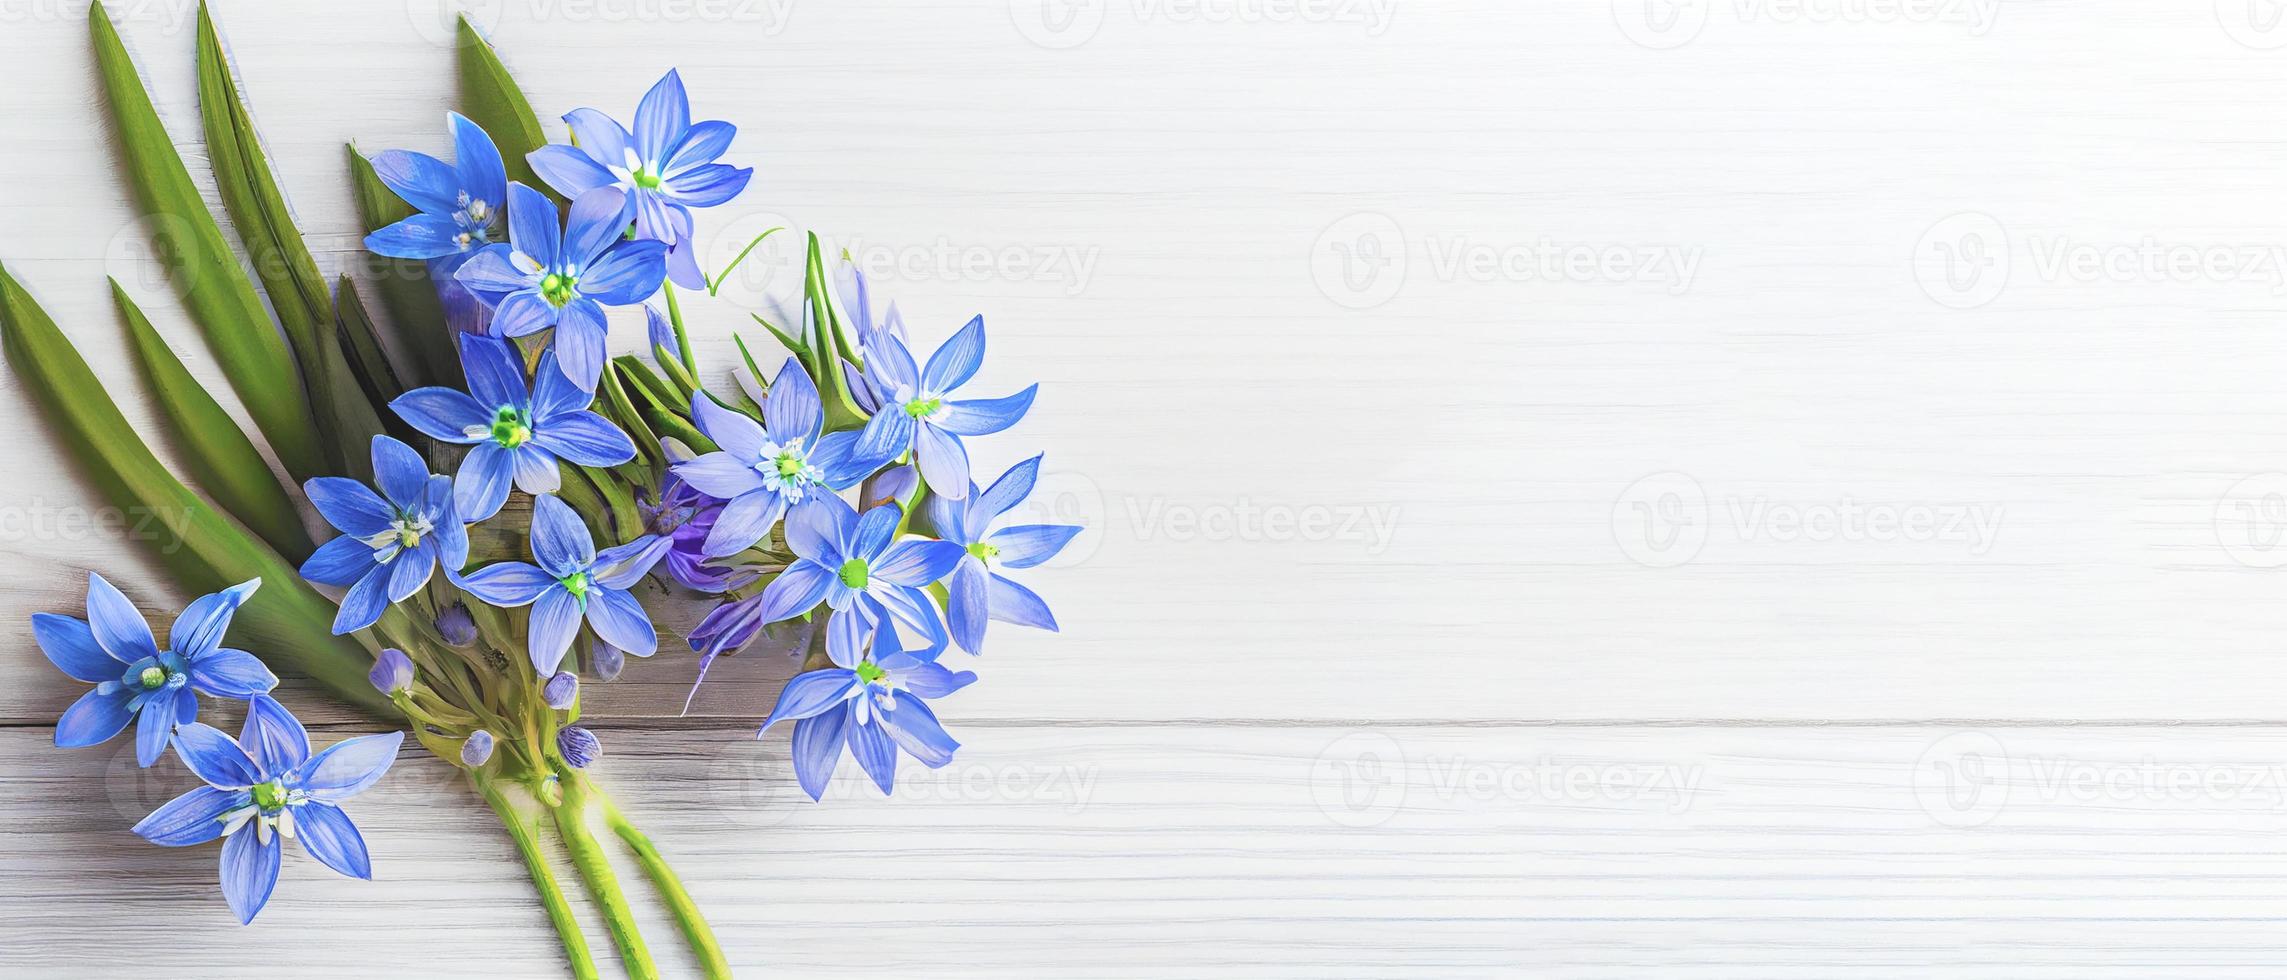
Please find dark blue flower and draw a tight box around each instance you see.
[849,315,1037,500]
[298,436,469,635]
[36,574,275,767]
[455,184,668,391]
[391,334,638,522]
[528,69,753,290]
[759,624,974,799]
[927,455,1079,654]
[364,112,507,261]
[456,494,670,673]
[133,695,402,923]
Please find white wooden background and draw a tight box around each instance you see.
[5,0,2287,975]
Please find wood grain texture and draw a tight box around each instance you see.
[1,0,2285,974]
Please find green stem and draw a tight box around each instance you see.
[588,776,732,980]
[479,776,600,980]
[663,283,698,376]
[553,774,658,979]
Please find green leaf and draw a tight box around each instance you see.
[112,281,313,561]
[598,363,664,478]
[195,2,329,357]
[456,16,549,193]
[89,2,323,482]
[1,262,389,718]
[348,145,456,390]
[333,276,417,440]
[801,233,869,432]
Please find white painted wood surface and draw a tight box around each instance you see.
[3,0,2287,975]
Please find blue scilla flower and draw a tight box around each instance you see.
[364,112,508,261]
[133,695,402,924]
[298,436,470,635]
[673,358,869,558]
[455,184,668,391]
[760,623,974,799]
[35,574,276,767]
[392,334,638,522]
[927,455,1079,655]
[850,315,1038,500]
[753,493,964,664]
[528,69,753,291]
[457,494,670,673]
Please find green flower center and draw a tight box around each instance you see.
[837,559,870,590]
[966,542,1000,562]
[396,525,424,549]
[539,272,580,308]
[250,780,288,812]
[559,571,591,602]
[137,666,167,690]
[774,452,808,479]
[633,168,663,190]
[490,406,532,448]
[854,661,888,686]
[901,397,943,420]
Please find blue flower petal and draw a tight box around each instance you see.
[988,572,1059,632]
[663,163,750,208]
[85,572,159,663]
[846,717,897,794]
[874,539,963,587]
[364,213,469,260]
[592,535,671,591]
[505,182,562,268]
[585,588,657,656]
[534,411,636,468]
[913,424,971,500]
[529,142,616,198]
[850,501,903,562]
[989,524,1082,570]
[530,350,595,422]
[331,564,393,635]
[385,541,436,603]
[292,802,372,880]
[54,685,133,748]
[134,690,179,767]
[789,708,850,801]
[188,648,278,700]
[756,560,836,623]
[922,315,987,394]
[689,394,768,461]
[511,445,566,495]
[300,535,377,588]
[766,357,824,447]
[448,110,508,210]
[935,384,1038,437]
[664,119,735,174]
[391,387,492,444]
[33,613,121,682]
[453,244,536,296]
[528,587,582,673]
[564,186,633,268]
[220,824,283,924]
[702,490,786,559]
[490,289,559,339]
[305,478,396,538]
[549,299,609,392]
[240,694,311,773]
[528,494,596,576]
[172,722,261,788]
[978,455,1045,522]
[946,558,989,655]
[456,561,554,606]
[880,691,960,768]
[581,240,669,305]
[852,409,916,478]
[132,785,246,847]
[295,731,404,803]
[370,436,430,511]
[454,443,517,522]
[561,108,633,174]
[368,149,459,214]
[674,452,765,500]
[826,602,871,668]
[869,331,921,393]
[758,669,860,733]
[787,493,855,561]
[634,69,691,163]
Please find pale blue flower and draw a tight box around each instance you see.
[36,574,274,767]
[391,334,637,522]
[299,436,468,635]
[849,316,1037,499]
[928,455,1078,654]
[750,494,963,664]
[456,494,670,673]
[760,624,974,799]
[455,184,668,391]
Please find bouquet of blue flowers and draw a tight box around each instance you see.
[3,6,1077,975]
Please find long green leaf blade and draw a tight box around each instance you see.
[1,263,388,717]
[194,2,329,353]
[89,1,323,481]
[113,280,313,561]
[456,16,548,192]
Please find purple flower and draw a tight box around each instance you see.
[461,729,496,767]
[368,649,414,696]
[391,334,637,522]
[557,726,601,768]
[298,436,469,635]
[133,696,402,923]
[455,184,668,391]
[749,494,963,664]
[849,316,1037,500]
[36,574,276,767]
[759,625,974,799]
[543,671,579,710]
[927,455,1079,654]
[673,359,867,558]
[456,494,670,673]
[436,600,479,646]
[641,474,741,593]
[527,69,753,290]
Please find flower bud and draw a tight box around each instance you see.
[543,671,579,710]
[368,648,414,696]
[435,601,478,647]
[557,727,601,768]
[590,639,626,682]
[460,729,495,768]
